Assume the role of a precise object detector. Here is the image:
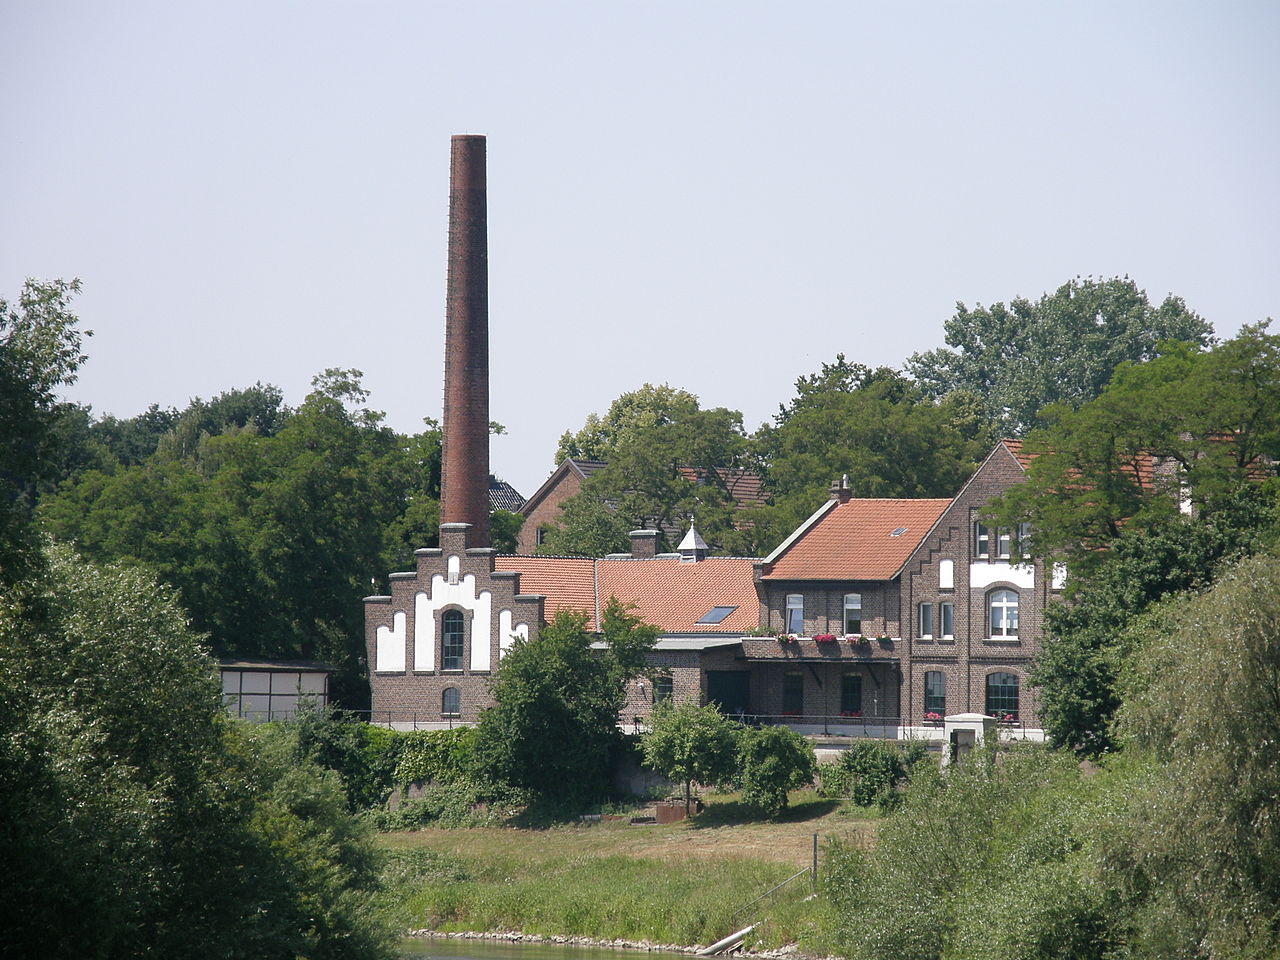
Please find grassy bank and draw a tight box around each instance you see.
[376,791,875,955]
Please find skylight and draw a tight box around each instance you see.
[696,606,738,625]
[889,527,908,537]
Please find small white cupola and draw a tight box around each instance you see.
[677,521,708,562]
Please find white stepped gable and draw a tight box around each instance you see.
[413,561,493,671]
[498,608,529,658]
[375,610,406,672]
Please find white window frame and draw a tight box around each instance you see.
[843,593,862,635]
[974,522,990,558]
[785,594,804,635]
[989,589,1019,637]
[919,602,934,639]
[940,601,954,639]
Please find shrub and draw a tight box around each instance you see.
[368,778,529,831]
[393,726,477,786]
[735,725,816,817]
[819,739,926,809]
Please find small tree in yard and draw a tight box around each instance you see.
[736,725,817,818]
[641,700,739,813]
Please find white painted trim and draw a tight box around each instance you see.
[970,561,1035,590]
[375,610,406,672]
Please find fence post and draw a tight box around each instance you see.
[812,833,818,891]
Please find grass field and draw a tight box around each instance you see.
[377,791,874,955]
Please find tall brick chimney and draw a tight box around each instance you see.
[440,134,490,547]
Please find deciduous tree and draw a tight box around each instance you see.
[641,700,739,812]
[906,276,1212,436]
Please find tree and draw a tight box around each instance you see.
[556,383,700,464]
[39,370,444,707]
[0,543,392,959]
[0,278,88,578]
[472,599,659,802]
[906,276,1212,436]
[547,385,748,555]
[734,724,816,817]
[746,359,989,551]
[988,325,1280,573]
[1111,553,1280,958]
[1032,491,1277,754]
[641,700,739,812]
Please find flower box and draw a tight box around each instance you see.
[849,635,871,645]
[923,712,942,722]
[813,633,837,643]
[840,710,863,718]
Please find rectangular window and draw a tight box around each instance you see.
[782,672,804,716]
[654,676,673,703]
[843,593,862,635]
[940,601,954,639]
[975,523,990,558]
[919,602,934,638]
[996,527,1012,558]
[840,673,862,715]
[785,594,804,635]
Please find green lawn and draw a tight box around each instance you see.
[377,790,874,954]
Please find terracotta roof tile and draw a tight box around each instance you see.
[494,556,596,623]
[762,499,951,581]
[494,554,759,634]
[598,556,759,634]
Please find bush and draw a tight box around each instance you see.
[819,739,926,809]
[735,725,816,817]
[368,778,529,830]
[393,726,478,786]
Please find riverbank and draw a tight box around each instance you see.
[377,791,871,957]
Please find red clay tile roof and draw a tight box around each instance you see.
[598,556,759,634]
[1002,438,1032,471]
[494,554,759,633]
[675,466,767,508]
[761,498,951,581]
[494,556,596,622]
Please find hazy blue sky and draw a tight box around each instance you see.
[3,1,1277,497]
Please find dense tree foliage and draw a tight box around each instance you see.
[0,544,392,960]
[641,700,740,811]
[746,358,990,550]
[906,275,1212,436]
[472,600,658,802]
[1033,490,1277,753]
[543,384,749,555]
[0,278,89,578]
[988,325,1280,570]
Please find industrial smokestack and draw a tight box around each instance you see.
[440,134,490,547]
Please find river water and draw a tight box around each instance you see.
[400,939,691,960]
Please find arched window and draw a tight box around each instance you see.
[785,594,804,635]
[985,672,1019,720]
[441,610,465,670]
[442,687,461,717]
[843,594,862,635]
[989,589,1019,637]
[924,671,946,716]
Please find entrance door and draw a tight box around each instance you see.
[706,671,751,716]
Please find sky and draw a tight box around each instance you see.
[3,1,1278,498]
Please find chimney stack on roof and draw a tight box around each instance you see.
[829,474,852,504]
[440,134,490,547]
[629,529,660,559]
